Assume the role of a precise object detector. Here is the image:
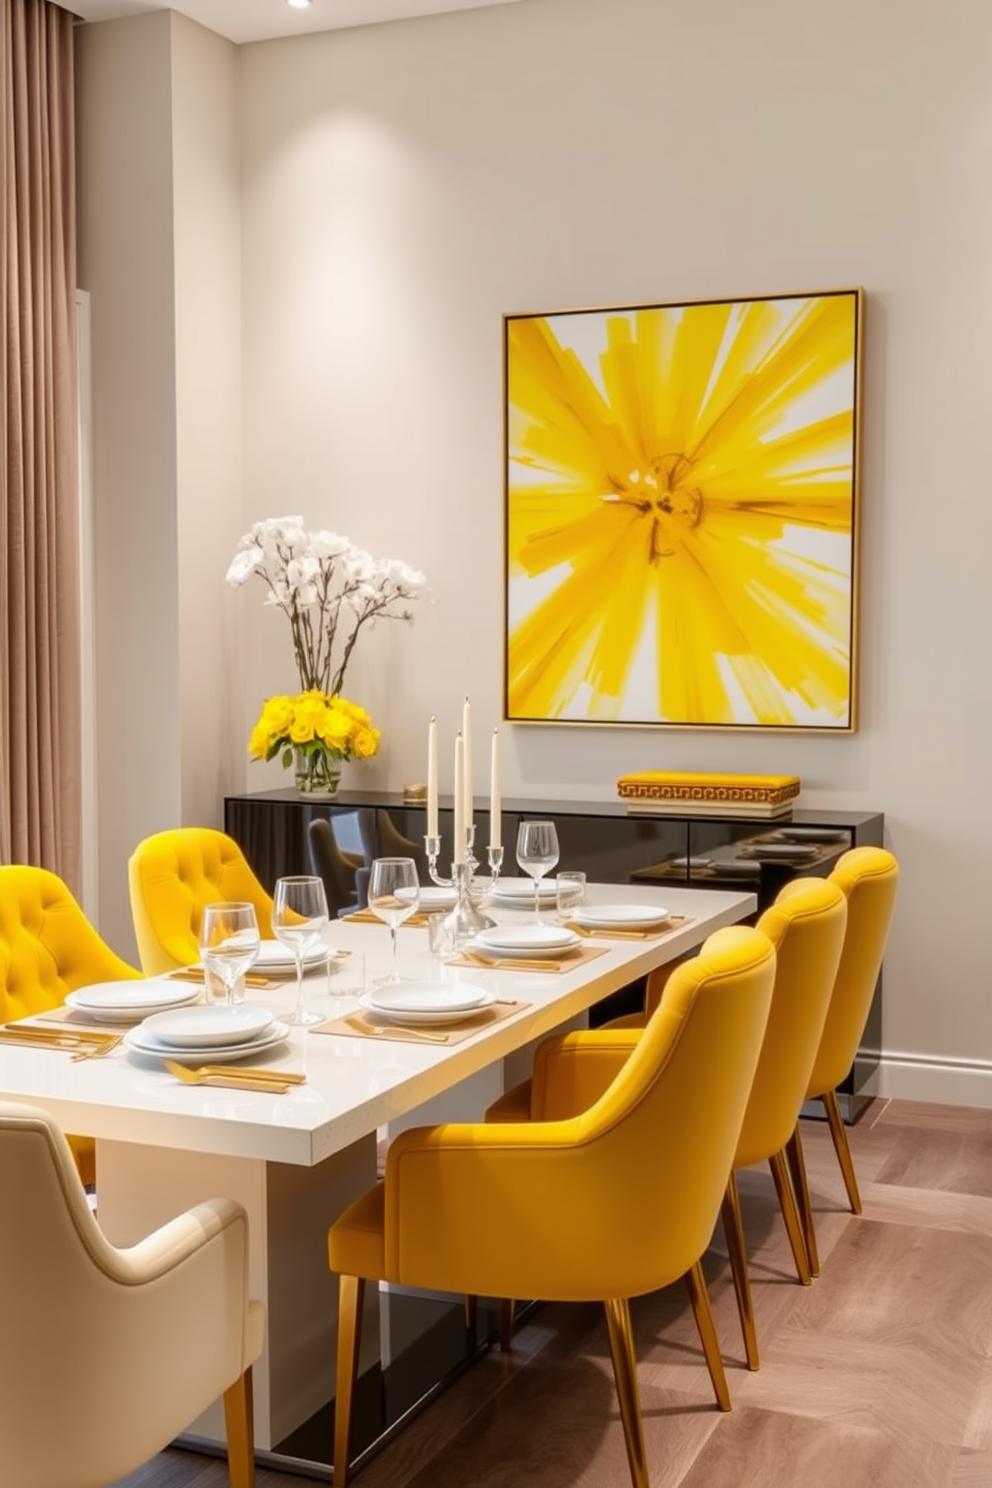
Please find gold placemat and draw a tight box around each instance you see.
[310,998,530,1046]
[564,913,696,942]
[446,943,610,975]
[342,910,433,929]
[25,1006,138,1033]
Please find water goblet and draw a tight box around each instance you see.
[272,875,329,1027]
[368,857,420,984]
[199,902,260,1007]
[515,820,560,922]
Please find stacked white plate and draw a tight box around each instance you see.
[490,876,560,906]
[250,940,330,976]
[470,925,581,960]
[124,1005,291,1064]
[360,982,495,1026]
[570,904,670,930]
[414,886,459,911]
[65,978,203,1025]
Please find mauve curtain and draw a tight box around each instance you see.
[0,0,80,887]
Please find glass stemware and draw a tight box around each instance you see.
[368,857,420,984]
[515,820,560,922]
[199,902,261,1007]
[272,875,329,1027]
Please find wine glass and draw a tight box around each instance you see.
[368,857,420,984]
[272,876,329,1027]
[515,820,559,922]
[199,902,261,1007]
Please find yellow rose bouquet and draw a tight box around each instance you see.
[249,690,381,796]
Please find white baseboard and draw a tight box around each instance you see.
[871,1051,992,1108]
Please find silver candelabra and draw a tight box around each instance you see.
[424,824,504,945]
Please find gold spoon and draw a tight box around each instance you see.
[344,1016,449,1045]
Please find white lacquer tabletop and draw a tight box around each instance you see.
[0,884,755,1167]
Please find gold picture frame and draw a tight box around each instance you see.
[503,288,863,732]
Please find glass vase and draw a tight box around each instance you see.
[294,745,343,799]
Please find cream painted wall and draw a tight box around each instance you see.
[76,12,182,959]
[73,0,992,1100]
[237,0,992,1100]
[76,11,241,956]
[170,14,243,828]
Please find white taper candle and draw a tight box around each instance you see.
[427,716,438,837]
[490,728,501,849]
[453,732,465,865]
[462,696,473,835]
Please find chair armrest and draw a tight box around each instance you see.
[530,1030,642,1120]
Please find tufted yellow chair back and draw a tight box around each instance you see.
[734,877,848,1170]
[808,846,899,1098]
[128,828,274,976]
[0,866,140,1025]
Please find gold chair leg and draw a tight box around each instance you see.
[222,1367,255,1488]
[768,1150,812,1285]
[603,1298,649,1488]
[721,1173,759,1371]
[464,1294,478,1334]
[500,1298,515,1351]
[823,1087,863,1215]
[335,1274,365,1488]
[684,1260,732,1410]
[786,1124,820,1278]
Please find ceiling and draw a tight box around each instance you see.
[68,0,527,45]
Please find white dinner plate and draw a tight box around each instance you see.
[570,904,670,930]
[671,856,713,870]
[124,1020,291,1064]
[66,980,202,1024]
[142,1004,274,1048]
[254,939,328,970]
[414,886,459,910]
[474,925,580,956]
[491,876,559,904]
[361,985,495,1026]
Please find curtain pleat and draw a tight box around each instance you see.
[1,0,80,887]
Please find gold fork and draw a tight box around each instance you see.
[344,1016,449,1045]
[163,1058,295,1093]
[71,1034,125,1062]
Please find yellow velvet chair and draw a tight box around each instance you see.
[128,827,274,976]
[0,866,142,1186]
[487,880,848,1374]
[328,925,777,1488]
[0,1100,264,1488]
[786,846,899,1276]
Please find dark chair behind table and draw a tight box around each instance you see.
[307,817,367,918]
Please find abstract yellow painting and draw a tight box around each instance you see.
[504,289,862,730]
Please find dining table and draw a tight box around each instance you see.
[0,879,756,1476]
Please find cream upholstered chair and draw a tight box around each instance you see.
[0,1101,264,1488]
[787,846,899,1275]
[328,926,776,1488]
[128,826,274,975]
[0,865,142,1186]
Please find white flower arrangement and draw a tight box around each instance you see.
[226,515,428,696]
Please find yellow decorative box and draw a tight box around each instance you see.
[617,771,801,819]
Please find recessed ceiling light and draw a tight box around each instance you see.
[286,0,313,9]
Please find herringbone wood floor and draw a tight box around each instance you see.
[109,1099,992,1488]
